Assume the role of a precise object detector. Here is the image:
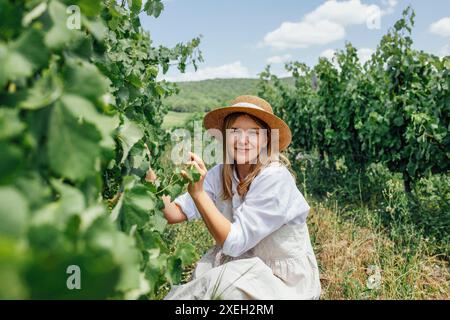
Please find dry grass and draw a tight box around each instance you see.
[308,201,449,300]
[157,199,449,300]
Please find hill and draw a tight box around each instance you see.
[163,77,294,113]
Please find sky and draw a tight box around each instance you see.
[139,0,450,82]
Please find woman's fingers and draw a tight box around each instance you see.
[189,152,206,171]
[161,194,171,205]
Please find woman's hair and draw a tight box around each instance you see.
[220,112,296,200]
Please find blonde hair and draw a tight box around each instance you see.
[219,112,296,200]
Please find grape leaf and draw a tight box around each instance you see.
[48,99,102,181]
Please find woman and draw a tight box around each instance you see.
[162,95,321,300]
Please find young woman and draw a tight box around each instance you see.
[162,95,321,300]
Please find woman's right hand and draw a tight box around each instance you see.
[150,166,187,224]
[161,194,188,224]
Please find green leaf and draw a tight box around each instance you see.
[0,109,25,139]
[152,1,164,18]
[168,183,182,199]
[0,236,27,299]
[48,100,102,181]
[62,58,110,104]
[0,0,23,40]
[183,164,201,183]
[44,0,81,49]
[393,116,404,126]
[50,179,86,216]
[165,256,182,284]
[14,173,52,210]
[191,168,201,183]
[118,118,144,164]
[26,213,140,299]
[73,0,103,17]
[60,94,119,150]
[150,210,167,233]
[97,227,141,293]
[136,228,168,253]
[174,243,197,267]
[128,72,142,88]
[0,142,24,185]
[82,17,107,41]
[119,183,156,232]
[22,2,47,27]
[0,187,28,238]
[0,28,49,87]
[144,0,164,18]
[145,253,168,294]
[17,64,63,110]
[128,0,142,16]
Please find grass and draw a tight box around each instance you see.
[156,195,449,300]
[308,199,449,299]
[162,111,198,129]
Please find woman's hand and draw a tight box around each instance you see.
[180,151,207,199]
[161,194,187,224]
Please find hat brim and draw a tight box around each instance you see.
[203,106,292,152]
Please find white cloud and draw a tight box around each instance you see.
[429,17,450,37]
[304,0,381,26]
[261,0,398,50]
[263,20,345,49]
[438,44,450,58]
[266,54,292,64]
[357,47,374,64]
[161,61,252,82]
[320,48,337,61]
[276,71,293,78]
[381,0,398,14]
[320,47,374,65]
[386,0,398,6]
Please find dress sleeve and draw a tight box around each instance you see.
[173,163,220,221]
[221,166,308,257]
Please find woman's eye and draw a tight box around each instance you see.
[248,130,259,138]
[229,129,259,138]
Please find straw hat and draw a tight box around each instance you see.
[203,95,292,151]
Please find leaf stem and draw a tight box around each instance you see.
[155,171,178,195]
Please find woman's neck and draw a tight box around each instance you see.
[235,163,251,181]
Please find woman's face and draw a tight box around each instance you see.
[226,114,268,164]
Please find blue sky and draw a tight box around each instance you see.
[140,0,450,81]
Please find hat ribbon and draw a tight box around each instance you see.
[231,102,266,111]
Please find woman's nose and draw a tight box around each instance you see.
[237,132,249,144]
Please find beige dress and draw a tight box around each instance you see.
[164,163,322,300]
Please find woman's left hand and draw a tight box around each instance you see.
[180,152,208,198]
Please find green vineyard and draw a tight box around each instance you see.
[257,7,449,253]
[0,0,203,299]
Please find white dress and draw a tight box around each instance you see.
[164,162,321,300]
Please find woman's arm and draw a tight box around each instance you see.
[192,190,231,246]
[161,194,188,224]
[181,152,231,246]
